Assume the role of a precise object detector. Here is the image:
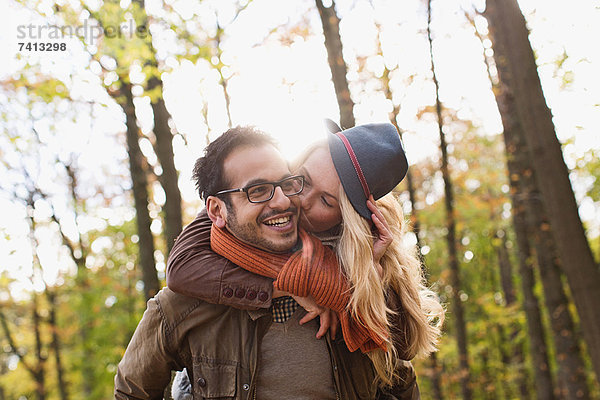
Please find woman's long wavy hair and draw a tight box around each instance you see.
[294,141,445,387]
[337,189,445,386]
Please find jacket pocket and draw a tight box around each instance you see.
[192,362,237,399]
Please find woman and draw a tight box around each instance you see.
[167,121,444,391]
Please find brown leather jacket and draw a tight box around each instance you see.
[163,211,420,398]
[114,288,420,400]
[167,211,415,358]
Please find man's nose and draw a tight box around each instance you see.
[269,186,291,209]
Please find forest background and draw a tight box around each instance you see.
[0,0,599,399]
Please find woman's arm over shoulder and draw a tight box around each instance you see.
[166,209,274,310]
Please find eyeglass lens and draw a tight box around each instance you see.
[247,176,303,202]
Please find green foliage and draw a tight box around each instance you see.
[576,148,600,202]
[2,0,599,398]
[0,219,148,400]
[407,108,540,397]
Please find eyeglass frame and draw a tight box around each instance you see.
[212,175,305,203]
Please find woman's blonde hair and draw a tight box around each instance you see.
[338,189,445,386]
[294,140,445,387]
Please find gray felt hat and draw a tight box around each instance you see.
[325,119,408,220]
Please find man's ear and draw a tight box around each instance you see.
[206,196,227,228]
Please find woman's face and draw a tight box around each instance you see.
[296,147,343,233]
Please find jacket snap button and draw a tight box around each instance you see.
[223,288,234,298]
[258,291,269,302]
[197,377,206,387]
[235,288,246,298]
[246,290,257,300]
[243,383,250,391]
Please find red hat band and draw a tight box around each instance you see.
[335,132,371,199]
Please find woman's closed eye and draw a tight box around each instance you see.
[321,196,332,207]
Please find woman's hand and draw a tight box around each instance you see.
[368,195,392,271]
[294,295,339,339]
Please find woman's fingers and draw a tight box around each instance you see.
[330,311,339,339]
[293,295,337,339]
[298,308,333,339]
[368,196,391,238]
[315,311,330,339]
[367,195,384,219]
[299,310,319,325]
[368,196,393,264]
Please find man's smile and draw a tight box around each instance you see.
[261,212,296,232]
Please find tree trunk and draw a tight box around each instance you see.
[464,11,544,399]
[84,0,167,292]
[492,64,556,398]
[530,210,591,399]
[513,191,556,400]
[31,294,47,400]
[126,267,136,343]
[427,1,472,398]
[36,168,95,397]
[61,165,95,396]
[521,164,591,398]
[47,289,69,400]
[498,234,533,398]
[0,307,45,400]
[495,323,516,399]
[496,234,516,305]
[377,25,445,398]
[147,76,183,255]
[483,1,593,395]
[494,236,523,399]
[315,0,355,128]
[133,0,183,256]
[120,80,161,300]
[484,0,600,382]
[23,196,48,400]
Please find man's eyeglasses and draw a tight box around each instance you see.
[213,175,305,203]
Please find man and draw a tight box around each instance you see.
[114,126,418,399]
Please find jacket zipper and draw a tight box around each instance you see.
[326,333,341,400]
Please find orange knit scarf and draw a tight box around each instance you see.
[211,225,387,353]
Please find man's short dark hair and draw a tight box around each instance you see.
[192,126,279,202]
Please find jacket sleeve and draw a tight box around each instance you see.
[378,361,420,400]
[166,209,274,310]
[114,297,178,400]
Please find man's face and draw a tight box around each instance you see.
[221,144,300,253]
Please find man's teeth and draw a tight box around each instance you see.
[264,216,291,226]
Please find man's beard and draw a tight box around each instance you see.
[226,203,297,253]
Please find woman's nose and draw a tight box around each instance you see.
[298,190,311,210]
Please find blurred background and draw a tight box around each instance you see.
[0,0,599,398]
